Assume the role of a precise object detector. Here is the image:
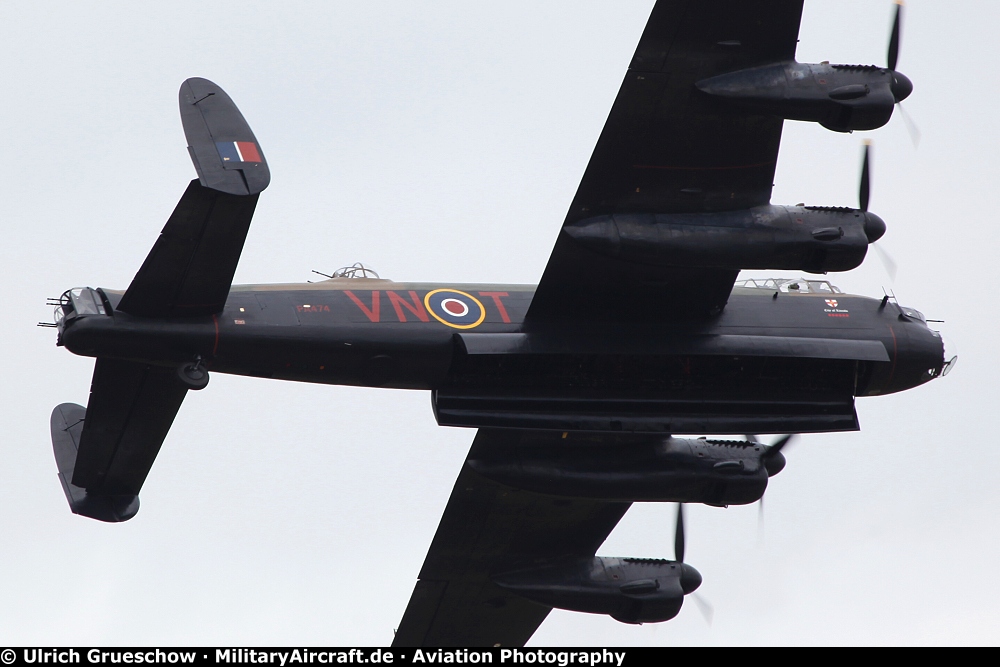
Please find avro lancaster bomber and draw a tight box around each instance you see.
[45,0,954,646]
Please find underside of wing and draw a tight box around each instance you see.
[393,430,631,647]
[529,0,804,322]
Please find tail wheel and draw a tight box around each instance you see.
[177,360,209,390]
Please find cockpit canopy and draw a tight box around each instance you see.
[734,278,843,294]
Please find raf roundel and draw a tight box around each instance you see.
[424,289,486,329]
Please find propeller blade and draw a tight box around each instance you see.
[874,242,899,282]
[674,503,686,564]
[693,593,715,627]
[765,434,796,458]
[758,433,798,536]
[897,102,922,148]
[744,434,761,444]
[757,494,765,540]
[888,0,903,72]
[859,141,872,212]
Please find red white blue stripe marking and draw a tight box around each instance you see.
[216,141,262,163]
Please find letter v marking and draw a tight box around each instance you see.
[344,291,380,322]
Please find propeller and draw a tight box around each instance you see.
[859,141,871,213]
[761,433,794,475]
[886,1,920,146]
[673,503,714,626]
[745,434,795,477]
[896,103,922,148]
[674,502,685,563]
[873,243,898,283]
[887,0,903,73]
[857,142,897,282]
[693,593,715,628]
[745,435,798,536]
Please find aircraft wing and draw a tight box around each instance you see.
[398,2,808,644]
[528,0,804,322]
[392,430,630,647]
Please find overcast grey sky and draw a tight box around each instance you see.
[0,0,996,646]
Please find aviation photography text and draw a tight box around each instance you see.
[10,649,631,667]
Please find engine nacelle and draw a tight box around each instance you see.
[469,436,782,506]
[697,62,912,132]
[493,557,701,624]
[564,205,884,275]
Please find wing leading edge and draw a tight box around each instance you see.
[528,0,804,322]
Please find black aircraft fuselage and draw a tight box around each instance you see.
[56,277,945,437]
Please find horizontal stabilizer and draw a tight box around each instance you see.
[116,78,268,318]
[50,359,188,521]
[51,403,139,523]
[116,180,259,317]
[180,77,269,196]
